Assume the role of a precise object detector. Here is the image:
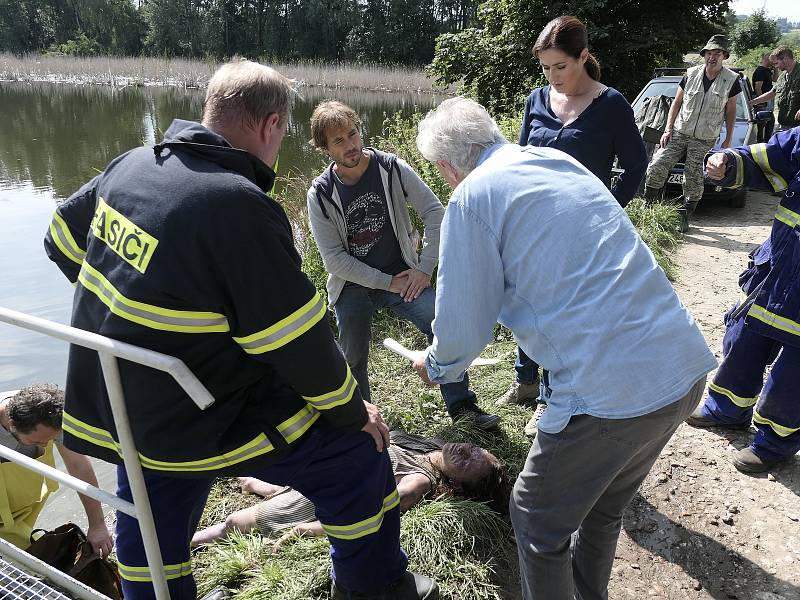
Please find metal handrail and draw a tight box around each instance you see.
[0,306,217,600]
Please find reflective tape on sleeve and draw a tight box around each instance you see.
[302,367,357,410]
[748,303,800,338]
[234,293,326,354]
[750,143,788,192]
[49,212,86,265]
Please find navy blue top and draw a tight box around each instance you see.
[519,86,647,207]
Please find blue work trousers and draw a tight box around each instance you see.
[115,421,407,599]
[701,306,800,461]
[334,284,475,412]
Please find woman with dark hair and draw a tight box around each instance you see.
[191,438,509,549]
[498,15,648,414]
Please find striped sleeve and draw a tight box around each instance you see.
[708,128,800,193]
[44,175,100,282]
[221,191,367,432]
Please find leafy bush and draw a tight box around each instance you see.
[51,33,101,57]
[730,10,781,57]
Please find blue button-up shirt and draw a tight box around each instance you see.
[425,144,716,433]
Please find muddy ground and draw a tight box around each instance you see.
[606,190,800,600]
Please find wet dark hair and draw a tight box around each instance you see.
[7,384,64,434]
[436,454,512,515]
[533,15,601,82]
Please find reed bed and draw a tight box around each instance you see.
[0,53,450,93]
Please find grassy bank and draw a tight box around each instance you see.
[0,53,449,93]
[190,115,683,598]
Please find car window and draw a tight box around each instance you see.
[735,86,749,121]
[631,81,679,114]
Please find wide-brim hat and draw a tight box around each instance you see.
[700,34,730,59]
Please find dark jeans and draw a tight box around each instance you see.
[510,377,705,600]
[334,284,475,413]
[515,346,540,385]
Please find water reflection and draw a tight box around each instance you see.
[0,81,442,390]
[0,82,442,198]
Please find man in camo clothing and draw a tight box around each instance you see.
[644,35,740,231]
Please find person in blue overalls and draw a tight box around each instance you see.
[686,127,800,473]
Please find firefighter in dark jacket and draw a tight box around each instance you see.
[44,60,438,600]
[686,127,800,474]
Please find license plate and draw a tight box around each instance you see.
[667,173,685,184]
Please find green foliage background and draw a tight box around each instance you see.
[730,9,781,57]
[428,0,732,113]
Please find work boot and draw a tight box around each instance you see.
[495,379,540,406]
[732,447,788,474]
[331,571,439,599]
[685,407,751,430]
[677,205,690,233]
[449,402,501,430]
[643,185,664,203]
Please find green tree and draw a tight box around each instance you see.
[730,9,780,56]
[428,0,730,114]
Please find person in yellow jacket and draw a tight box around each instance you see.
[0,384,113,556]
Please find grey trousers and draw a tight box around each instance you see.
[510,377,705,600]
[645,131,717,203]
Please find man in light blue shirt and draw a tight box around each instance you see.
[411,97,717,600]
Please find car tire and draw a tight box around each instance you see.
[729,187,747,208]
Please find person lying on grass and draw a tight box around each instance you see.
[192,433,509,550]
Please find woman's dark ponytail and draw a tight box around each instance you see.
[585,52,601,81]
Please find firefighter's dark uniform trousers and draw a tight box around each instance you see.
[116,422,405,599]
[697,127,800,461]
[702,304,800,461]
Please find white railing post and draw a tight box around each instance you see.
[0,306,218,600]
[98,352,170,600]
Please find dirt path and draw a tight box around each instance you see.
[607,190,800,600]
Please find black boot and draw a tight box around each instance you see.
[449,401,501,430]
[331,571,440,599]
[643,186,664,203]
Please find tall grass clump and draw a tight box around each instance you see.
[624,198,682,280]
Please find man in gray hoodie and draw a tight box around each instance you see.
[306,100,499,430]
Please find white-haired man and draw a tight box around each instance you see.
[410,97,716,600]
[45,60,436,600]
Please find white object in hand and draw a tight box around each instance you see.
[382,338,500,367]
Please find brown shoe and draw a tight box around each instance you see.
[496,380,540,406]
[732,447,786,474]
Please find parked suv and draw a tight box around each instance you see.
[612,68,770,208]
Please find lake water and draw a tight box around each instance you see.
[0,80,441,528]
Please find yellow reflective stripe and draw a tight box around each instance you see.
[750,143,788,192]
[49,212,86,265]
[277,405,320,444]
[63,406,316,472]
[321,489,400,541]
[302,367,357,410]
[748,304,800,337]
[733,151,744,189]
[708,382,757,408]
[753,411,800,438]
[117,560,192,582]
[775,205,800,229]
[234,293,326,354]
[77,262,230,334]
